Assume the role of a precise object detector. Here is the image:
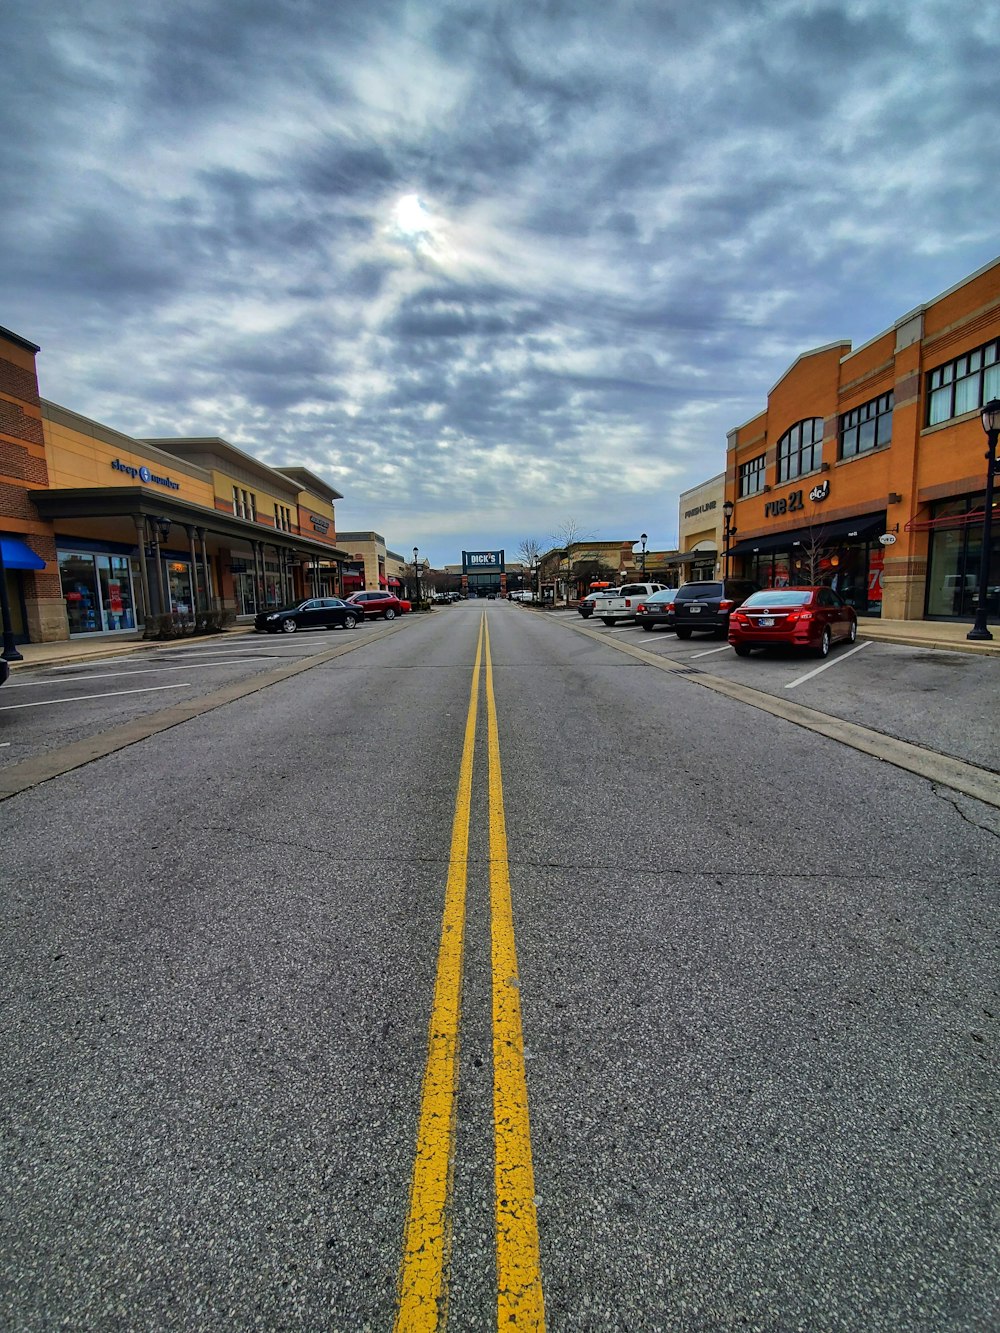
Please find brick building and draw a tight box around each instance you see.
[726,257,1000,622]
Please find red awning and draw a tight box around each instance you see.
[378,577,388,587]
[388,577,401,587]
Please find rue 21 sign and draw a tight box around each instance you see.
[764,479,829,519]
[463,549,504,570]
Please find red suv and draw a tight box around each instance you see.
[346,591,405,620]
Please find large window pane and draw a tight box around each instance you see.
[954,374,979,416]
[59,552,101,634]
[928,385,951,425]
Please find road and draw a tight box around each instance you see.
[1,602,997,1331]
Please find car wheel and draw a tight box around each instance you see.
[675,627,692,640]
[816,627,831,657]
[733,644,752,657]
[640,622,653,631]
[384,607,396,620]
[281,618,297,633]
[848,620,858,643]
[343,614,357,629]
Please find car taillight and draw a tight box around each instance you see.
[636,603,647,613]
[733,611,748,623]
[719,599,734,612]
[665,603,674,613]
[786,610,814,624]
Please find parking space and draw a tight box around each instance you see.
[0,620,398,767]
[561,610,1000,775]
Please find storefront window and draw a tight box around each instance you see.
[166,561,194,616]
[926,494,999,619]
[97,554,136,630]
[59,550,140,634]
[59,552,102,634]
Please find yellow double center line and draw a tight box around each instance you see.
[395,616,545,1331]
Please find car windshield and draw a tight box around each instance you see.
[744,590,812,607]
[644,590,675,604]
[677,583,722,599]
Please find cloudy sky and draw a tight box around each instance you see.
[2,1,998,565]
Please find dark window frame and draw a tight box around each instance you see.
[926,337,1000,427]
[776,418,824,483]
[739,453,767,497]
[839,391,894,460]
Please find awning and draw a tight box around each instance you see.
[388,577,401,587]
[663,547,717,564]
[729,513,885,557]
[0,536,46,570]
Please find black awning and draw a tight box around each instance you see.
[730,512,886,557]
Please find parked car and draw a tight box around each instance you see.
[634,588,679,631]
[254,597,359,634]
[577,590,615,619]
[595,583,668,625]
[346,590,405,620]
[397,597,412,613]
[729,587,858,657]
[669,578,760,638]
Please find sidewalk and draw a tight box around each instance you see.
[3,615,999,671]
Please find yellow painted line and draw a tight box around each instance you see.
[484,619,546,1330]
[395,619,485,1331]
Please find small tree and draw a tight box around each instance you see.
[796,525,830,584]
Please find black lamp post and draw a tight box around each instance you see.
[967,398,1000,641]
[413,547,420,607]
[640,532,647,576]
[722,500,737,580]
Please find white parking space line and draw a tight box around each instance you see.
[49,655,142,670]
[8,661,262,687]
[784,640,870,690]
[0,684,191,710]
[691,645,731,658]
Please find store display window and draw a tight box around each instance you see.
[59,550,138,634]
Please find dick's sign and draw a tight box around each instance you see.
[463,549,504,571]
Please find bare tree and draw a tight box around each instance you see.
[549,519,594,605]
[518,538,542,568]
[796,525,830,584]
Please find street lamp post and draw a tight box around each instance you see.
[413,547,420,608]
[640,533,647,577]
[967,398,1000,641]
[722,501,737,580]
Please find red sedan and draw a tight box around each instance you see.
[728,587,858,658]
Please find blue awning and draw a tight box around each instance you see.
[0,536,46,570]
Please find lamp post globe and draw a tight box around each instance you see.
[967,399,1000,641]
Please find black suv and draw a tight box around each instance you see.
[670,578,760,638]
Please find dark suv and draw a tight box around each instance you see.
[670,578,760,638]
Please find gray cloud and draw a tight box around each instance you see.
[0,0,997,559]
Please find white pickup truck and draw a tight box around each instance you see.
[593,582,668,626]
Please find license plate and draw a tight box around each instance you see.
[689,605,702,614]
[758,616,774,628]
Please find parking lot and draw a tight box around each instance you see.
[551,605,1000,777]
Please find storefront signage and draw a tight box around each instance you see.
[765,481,830,519]
[684,499,717,519]
[309,514,330,534]
[765,490,805,518]
[110,458,181,491]
[465,550,502,567]
[879,533,897,546]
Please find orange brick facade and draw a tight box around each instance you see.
[726,258,1000,621]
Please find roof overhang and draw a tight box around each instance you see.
[31,487,348,561]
